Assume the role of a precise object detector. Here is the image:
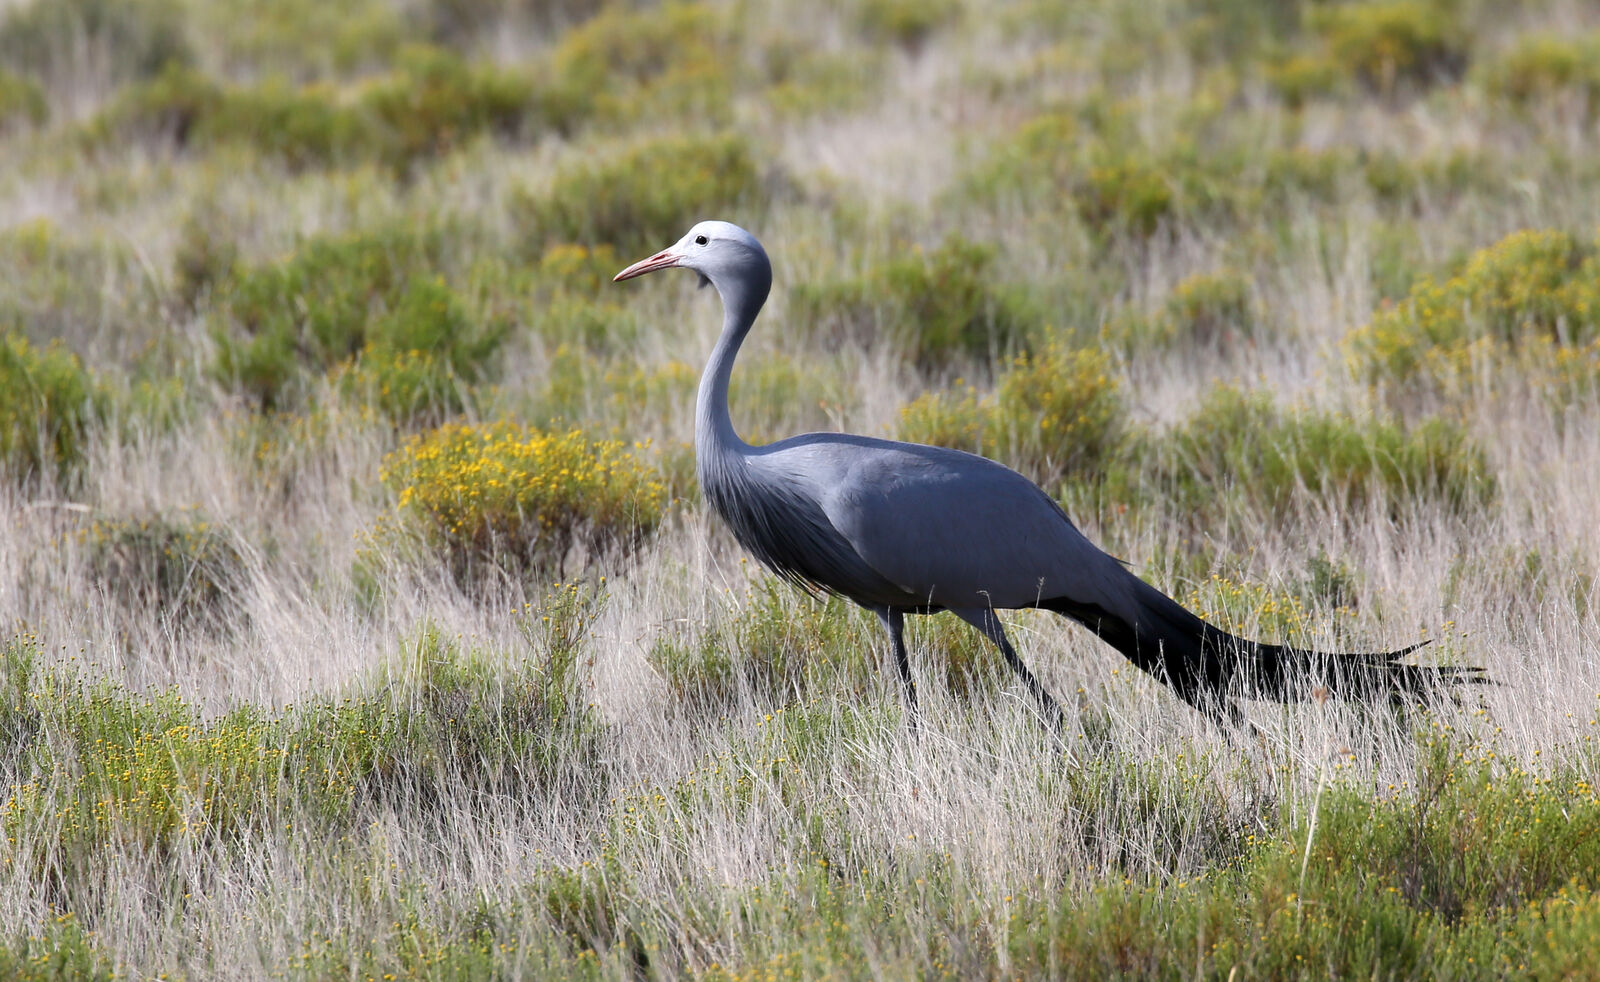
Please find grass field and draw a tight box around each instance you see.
[3,0,1600,977]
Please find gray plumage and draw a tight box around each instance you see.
[615,221,1485,730]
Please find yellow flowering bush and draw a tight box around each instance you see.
[382,421,666,576]
[1347,228,1600,400]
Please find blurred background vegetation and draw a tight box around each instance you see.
[5,0,1598,570]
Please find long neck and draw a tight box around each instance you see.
[695,261,770,468]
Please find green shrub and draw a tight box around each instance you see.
[212,226,508,417]
[1150,384,1494,520]
[897,383,987,455]
[1007,744,1600,978]
[759,42,884,116]
[955,109,1191,241]
[1,664,287,867]
[1104,270,1259,352]
[989,343,1125,485]
[381,421,667,579]
[547,1,740,125]
[0,218,149,344]
[789,237,1039,370]
[0,0,192,91]
[651,584,880,714]
[200,78,374,168]
[0,627,601,903]
[958,111,1081,200]
[1310,1,1468,96]
[88,47,550,171]
[78,509,249,632]
[0,916,113,982]
[899,343,1124,486]
[82,62,223,147]
[411,0,601,49]
[359,45,545,171]
[522,132,763,259]
[1479,33,1600,115]
[1264,52,1345,107]
[853,0,960,54]
[195,0,403,80]
[346,276,494,423]
[1347,228,1600,398]
[342,618,603,809]
[171,210,240,312]
[1181,573,1315,643]
[1076,156,1176,238]
[0,333,99,486]
[0,69,46,131]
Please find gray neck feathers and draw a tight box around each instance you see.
[695,249,771,490]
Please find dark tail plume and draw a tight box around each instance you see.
[1044,577,1488,727]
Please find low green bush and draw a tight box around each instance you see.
[547,1,741,125]
[954,109,1221,242]
[342,618,602,810]
[521,132,764,259]
[77,509,249,633]
[0,333,100,487]
[1008,742,1600,978]
[87,46,554,172]
[1149,383,1494,521]
[195,0,404,80]
[0,218,149,346]
[212,226,508,417]
[82,62,223,147]
[1479,33,1600,117]
[759,42,884,116]
[381,421,666,579]
[199,77,374,169]
[0,0,192,92]
[651,583,878,714]
[1076,156,1176,239]
[1263,52,1345,108]
[853,0,960,53]
[0,915,113,982]
[1104,269,1259,352]
[1346,228,1600,399]
[0,69,46,131]
[359,45,546,170]
[0,625,601,904]
[788,236,1040,370]
[170,210,240,312]
[1309,0,1469,97]
[899,343,1124,486]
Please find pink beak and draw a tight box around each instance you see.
[613,249,681,282]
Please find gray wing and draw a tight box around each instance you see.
[750,435,1136,613]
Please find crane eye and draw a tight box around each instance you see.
[694,235,708,245]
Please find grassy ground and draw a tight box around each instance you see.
[2,0,1600,977]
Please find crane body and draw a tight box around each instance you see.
[616,221,1483,729]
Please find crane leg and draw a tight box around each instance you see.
[952,607,1065,730]
[877,607,918,727]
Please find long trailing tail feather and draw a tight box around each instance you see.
[1044,576,1489,727]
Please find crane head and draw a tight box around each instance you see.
[613,220,767,291]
